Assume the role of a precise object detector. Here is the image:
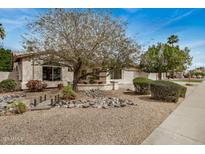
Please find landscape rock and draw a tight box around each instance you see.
[75,104,83,108]
[127,101,134,105]
[120,103,126,107]
[102,104,108,109]
[62,105,68,108]
[84,89,104,98]
[114,103,120,108]
[89,101,95,106]
[0,94,25,110]
[61,100,67,105]
[82,103,90,108]
[68,104,75,108]
[32,95,136,110]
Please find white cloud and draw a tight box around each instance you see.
[1,18,25,25]
[1,15,33,32]
[143,9,197,36]
[181,39,205,49]
[162,9,196,27]
[189,40,205,49]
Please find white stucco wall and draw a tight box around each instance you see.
[106,69,167,90]
[107,69,136,85]
[148,73,158,80]
[106,69,151,90]
[0,72,13,81]
[0,70,21,89]
[20,58,74,89]
[22,59,33,83]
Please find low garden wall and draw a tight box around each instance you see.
[118,84,135,90]
[0,72,14,82]
[21,81,69,89]
[77,83,119,91]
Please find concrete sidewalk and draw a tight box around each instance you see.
[142,82,205,145]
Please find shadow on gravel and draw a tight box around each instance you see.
[137,96,172,104]
[123,91,136,96]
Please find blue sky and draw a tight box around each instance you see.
[0,8,205,69]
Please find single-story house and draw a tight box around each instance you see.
[0,53,166,91]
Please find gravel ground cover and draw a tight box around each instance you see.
[0,87,194,145]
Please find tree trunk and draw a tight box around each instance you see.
[165,72,168,79]
[170,70,174,79]
[188,71,191,82]
[73,70,80,91]
[158,72,162,80]
[72,59,82,91]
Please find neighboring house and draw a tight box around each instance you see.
[77,67,158,90]
[193,67,205,73]
[1,53,165,91]
[175,72,185,79]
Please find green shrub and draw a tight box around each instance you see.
[133,77,153,95]
[0,79,16,92]
[179,85,187,98]
[191,71,205,77]
[185,83,194,86]
[62,84,76,100]
[8,101,27,114]
[150,80,186,102]
[26,80,47,92]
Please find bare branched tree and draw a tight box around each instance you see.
[23,9,141,90]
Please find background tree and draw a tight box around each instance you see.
[164,46,192,78]
[140,43,168,80]
[167,34,179,46]
[0,48,13,72]
[194,66,205,71]
[140,35,192,80]
[23,9,141,90]
[0,23,5,40]
[0,24,12,72]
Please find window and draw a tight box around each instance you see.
[53,67,62,81]
[81,70,87,80]
[92,68,100,80]
[110,69,122,79]
[43,66,62,81]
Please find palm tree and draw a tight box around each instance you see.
[0,23,5,40]
[167,35,179,46]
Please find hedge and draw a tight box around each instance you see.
[179,85,187,98]
[0,79,16,92]
[191,72,205,77]
[150,80,187,102]
[133,77,153,95]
